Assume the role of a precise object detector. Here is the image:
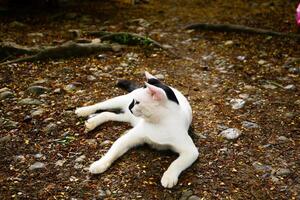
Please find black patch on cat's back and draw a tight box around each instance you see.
[147,78,179,105]
[128,99,135,114]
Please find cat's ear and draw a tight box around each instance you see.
[145,71,157,80]
[145,82,167,101]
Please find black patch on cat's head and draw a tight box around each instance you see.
[147,78,179,105]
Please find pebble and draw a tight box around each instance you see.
[0,91,14,100]
[111,43,122,52]
[53,88,62,94]
[86,139,97,146]
[44,123,58,134]
[230,99,245,109]
[27,86,49,95]
[31,108,45,117]
[29,162,45,170]
[100,140,111,146]
[258,60,267,65]
[288,67,300,74]
[64,84,77,92]
[97,54,107,59]
[98,189,107,198]
[155,74,165,80]
[277,136,288,141]
[242,121,259,129]
[19,98,42,105]
[252,161,272,172]
[0,135,12,143]
[87,75,97,81]
[180,189,193,200]
[27,32,44,37]
[75,155,86,163]
[262,84,277,89]
[237,56,246,61]
[275,168,291,176]
[34,153,43,159]
[220,128,241,140]
[188,195,201,200]
[224,40,234,46]
[284,84,296,90]
[55,160,66,167]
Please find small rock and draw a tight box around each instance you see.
[31,108,45,117]
[44,123,58,134]
[55,160,66,167]
[19,98,42,105]
[224,40,234,46]
[0,87,10,93]
[75,155,86,163]
[27,86,49,95]
[15,155,26,162]
[27,32,44,37]
[252,161,272,172]
[100,140,111,146]
[258,60,267,65]
[288,67,300,74]
[0,91,14,100]
[285,112,295,119]
[230,99,245,109]
[180,189,193,200]
[188,195,201,200]
[275,168,291,176]
[284,84,296,90]
[29,162,45,170]
[34,153,43,159]
[270,175,279,183]
[242,121,259,129]
[262,84,277,89]
[98,189,106,198]
[111,43,122,52]
[0,135,11,143]
[86,139,97,146]
[237,56,246,61]
[67,29,81,39]
[97,54,107,59]
[64,84,77,92]
[87,75,97,81]
[9,21,27,28]
[74,163,83,169]
[278,136,288,141]
[53,88,62,94]
[220,128,241,140]
[238,93,249,99]
[1,118,18,129]
[155,74,165,80]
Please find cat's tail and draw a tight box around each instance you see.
[116,80,140,93]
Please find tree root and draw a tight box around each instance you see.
[0,40,114,66]
[0,41,41,57]
[86,31,179,58]
[185,23,300,39]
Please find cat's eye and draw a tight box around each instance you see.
[135,100,140,105]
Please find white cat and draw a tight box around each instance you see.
[75,72,199,188]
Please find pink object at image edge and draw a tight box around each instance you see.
[297,3,300,26]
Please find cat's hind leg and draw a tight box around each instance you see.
[89,128,144,174]
[75,95,128,117]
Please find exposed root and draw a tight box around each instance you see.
[86,31,179,58]
[185,23,300,39]
[0,41,113,66]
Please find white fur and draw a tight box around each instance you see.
[75,72,199,188]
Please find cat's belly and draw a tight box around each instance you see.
[144,137,173,151]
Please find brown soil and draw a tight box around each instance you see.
[0,0,299,199]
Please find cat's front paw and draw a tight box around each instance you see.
[84,118,98,132]
[161,170,178,188]
[75,106,94,117]
[89,158,111,174]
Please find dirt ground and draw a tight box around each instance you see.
[0,0,299,199]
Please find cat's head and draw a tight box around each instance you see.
[129,72,179,122]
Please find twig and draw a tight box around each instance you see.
[86,31,179,58]
[184,23,300,39]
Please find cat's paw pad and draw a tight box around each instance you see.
[75,107,93,117]
[89,159,111,174]
[161,170,178,188]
